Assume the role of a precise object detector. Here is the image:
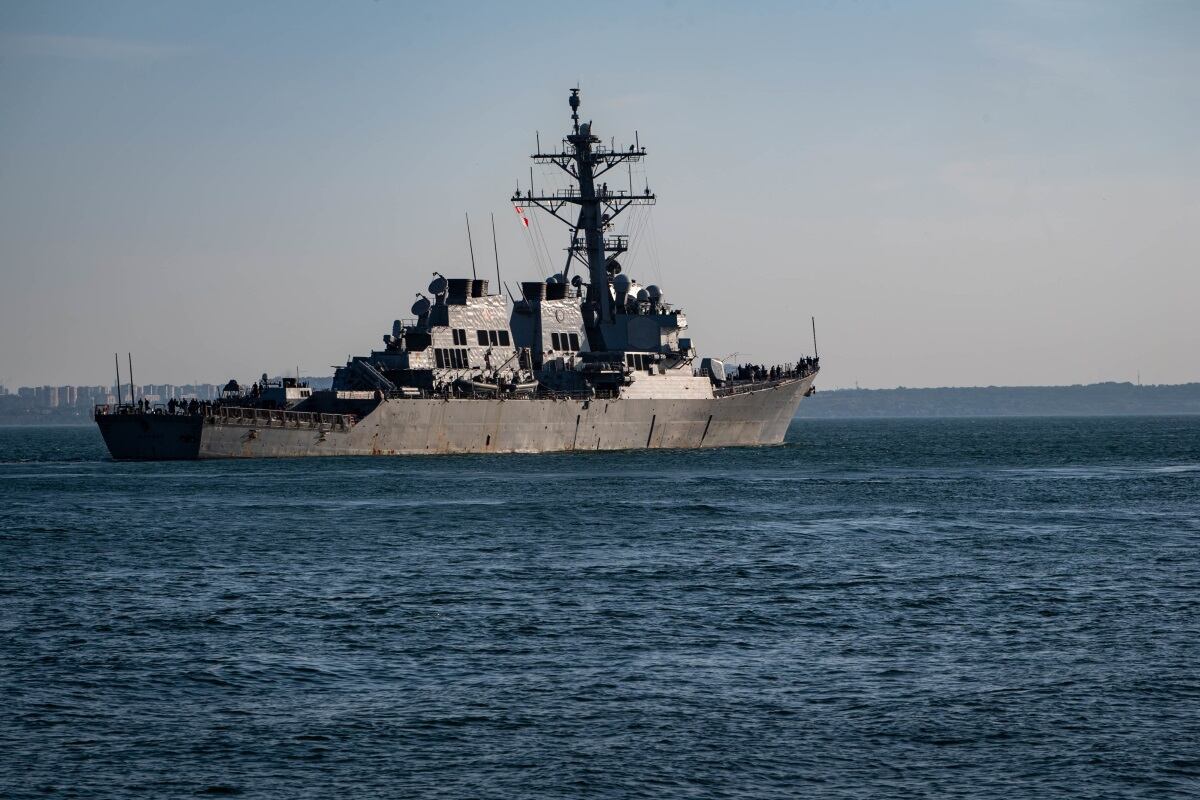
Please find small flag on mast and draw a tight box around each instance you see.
[514,205,530,228]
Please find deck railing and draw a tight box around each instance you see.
[712,369,818,398]
[210,406,356,429]
[94,403,356,429]
[92,368,818,417]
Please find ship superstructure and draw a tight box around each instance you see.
[95,90,819,459]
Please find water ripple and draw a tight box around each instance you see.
[0,417,1198,799]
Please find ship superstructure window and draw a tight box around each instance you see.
[452,329,468,346]
[476,330,512,347]
[435,348,469,368]
[551,332,582,352]
[625,353,652,371]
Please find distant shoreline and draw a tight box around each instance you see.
[796,382,1200,419]
[797,412,1200,420]
[3,381,1197,424]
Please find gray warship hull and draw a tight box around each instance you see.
[97,374,814,460]
[97,90,824,461]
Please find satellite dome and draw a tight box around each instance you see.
[646,284,661,299]
[546,274,562,285]
[613,274,632,294]
[428,276,448,295]
[636,288,650,302]
[411,296,431,316]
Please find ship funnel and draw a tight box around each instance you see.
[447,278,471,304]
[521,281,547,302]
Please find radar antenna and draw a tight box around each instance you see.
[513,89,656,346]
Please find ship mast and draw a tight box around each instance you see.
[513,88,656,346]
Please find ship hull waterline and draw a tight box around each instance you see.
[97,375,815,460]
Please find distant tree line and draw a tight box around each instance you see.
[796,382,1200,418]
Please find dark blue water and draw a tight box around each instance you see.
[2,417,1198,799]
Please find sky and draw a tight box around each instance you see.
[1,0,1197,390]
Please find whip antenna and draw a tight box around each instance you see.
[465,213,477,280]
[491,212,501,290]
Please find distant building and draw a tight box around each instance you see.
[0,379,273,416]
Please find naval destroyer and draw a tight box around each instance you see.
[96,90,820,459]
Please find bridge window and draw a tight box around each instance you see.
[550,332,581,352]
[625,353,649,371]
[476,329,510,347]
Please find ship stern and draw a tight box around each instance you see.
[95,412,204,460]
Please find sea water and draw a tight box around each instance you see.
[1,417,1198,798]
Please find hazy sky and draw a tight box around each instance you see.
[1,0,1197,390]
